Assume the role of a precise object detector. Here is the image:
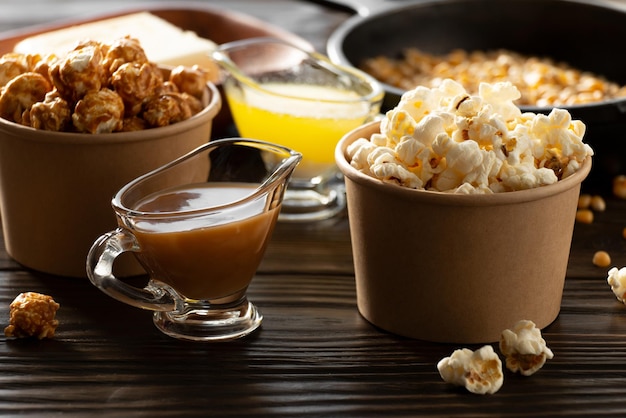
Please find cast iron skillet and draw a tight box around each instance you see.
[325,0,626,191]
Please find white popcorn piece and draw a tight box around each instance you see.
[347,79,593,194]
[437,345,504,395]
[607,267,626,303]
[499,320,554,376]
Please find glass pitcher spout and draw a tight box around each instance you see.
[113,137,302,220]
[210,36,383,222]
[211,36,384,106]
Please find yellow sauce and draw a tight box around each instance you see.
[226,83,372,178]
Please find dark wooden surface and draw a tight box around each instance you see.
[2,1,626,416]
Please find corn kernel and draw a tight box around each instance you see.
[614,175,626,200]
[590,195,606,212]
[576,209,594,224]
[360,48,626,107]
[592,251,611,268]
[622,227,626,240]
[578,194,591,209]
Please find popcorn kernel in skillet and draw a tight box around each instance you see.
[593,251,612,268]
[499,320,554,376]
[437,345,503,395]
[360,48,626,107]
[622,227,626,240]
[608,267,626,303]
[4,292,59,339]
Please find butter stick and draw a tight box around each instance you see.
[13,12,219,78]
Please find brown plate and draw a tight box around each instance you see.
[0,4,312,135]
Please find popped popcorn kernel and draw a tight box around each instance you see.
[348,80,592,194]
[592,250,611,268]
[607,267,626,303]
[4,292,59,339]
[499,320,554,376]
[437,345,503,395]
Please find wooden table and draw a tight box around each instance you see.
[2,1,626,416]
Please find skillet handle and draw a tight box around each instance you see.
[307,0,391,16]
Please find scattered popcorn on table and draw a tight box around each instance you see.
[499,320,554,376]
[437,345,503,395]
[346,79,593,194]
[607,267,626,303]
[4,292,59,339]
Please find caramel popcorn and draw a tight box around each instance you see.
[4,292,59,339]
[437,345,504,395]
[347,79,593,194]
[0,36,210,133]
[499,320,554,376]
[0,72,51,124]
[49,40,107,102]
[110,61,163,116]
[0,53,30,87]
[25,90,72,131]
[102,36,149,75]
[72,88,124,134]
[607,267,626,303]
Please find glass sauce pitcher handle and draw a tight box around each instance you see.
[86,228,176,311]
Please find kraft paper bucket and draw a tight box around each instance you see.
[336,121,591,344]
[0,82,221,278]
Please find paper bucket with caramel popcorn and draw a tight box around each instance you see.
[0,73,221,278]
[337,120,591,343]
[0,37,222,278]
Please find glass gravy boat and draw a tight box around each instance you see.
[87,138,301,341]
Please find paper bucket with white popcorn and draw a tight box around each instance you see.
[336,120,591,344]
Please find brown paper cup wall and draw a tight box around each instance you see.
[336,121,592,344]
